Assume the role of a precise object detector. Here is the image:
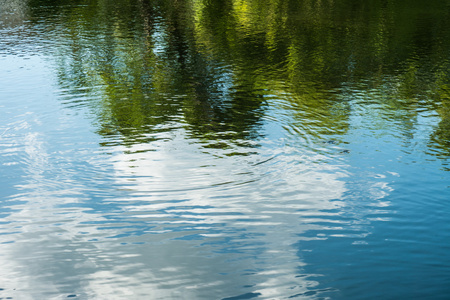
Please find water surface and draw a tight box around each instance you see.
[1,0,450,299]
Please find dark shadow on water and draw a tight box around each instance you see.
[222,292,262,300]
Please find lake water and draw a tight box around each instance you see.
[1,0,450,299]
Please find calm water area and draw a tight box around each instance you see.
[1,0,450,299]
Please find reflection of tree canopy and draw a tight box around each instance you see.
[28,0,450,156]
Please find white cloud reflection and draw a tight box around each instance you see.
[103,126,351,299]
[0,112,399,299]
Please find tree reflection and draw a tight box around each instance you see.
[27,0,450,159]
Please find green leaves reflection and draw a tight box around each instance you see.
[40,0,450,157]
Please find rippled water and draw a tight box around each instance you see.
[1,0,450,299]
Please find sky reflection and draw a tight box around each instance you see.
[2,0,450,299]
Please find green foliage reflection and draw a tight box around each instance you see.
[28,0,450,157]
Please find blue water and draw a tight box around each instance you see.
[1,0,450,299]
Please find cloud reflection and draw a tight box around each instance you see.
[0,108,398,299]
[105,123,351,298]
